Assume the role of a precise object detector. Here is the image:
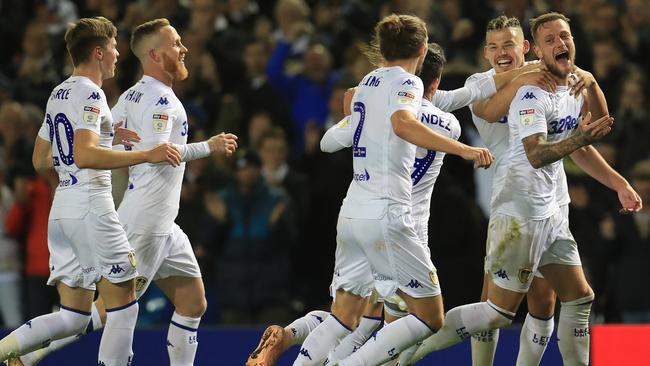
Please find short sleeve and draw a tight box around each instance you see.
[75,87,107,135]
[387,75,423,117]
[37,115,51,141]
[510,86,549,140]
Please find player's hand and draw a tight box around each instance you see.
[576,112,614,144]
[147,143,182,166]
[343,87,357,116]
[112,121,141,147]
[515,70,556,93]
[617,184,643,214]
[569,66,597,97]
[208,132,238,156]
[462,146,494,169]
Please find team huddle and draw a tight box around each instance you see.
[0,8,642,366]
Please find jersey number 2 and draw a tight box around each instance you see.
[352,102,366,157]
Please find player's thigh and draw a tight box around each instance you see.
[57,282,95,312]
[88,211,137,285]
[330,216,376,299]
[154,225,202,282]
[47,217,97,291]
[384,207,440,300]
[397,290,444,330]
[155,276,206,317]
[537,264,592,302]
[527,276,556,318]
[96,277,136,308]
[484,214,550,294]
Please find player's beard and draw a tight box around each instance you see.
[543,53,573,79]
[162,53,189,81]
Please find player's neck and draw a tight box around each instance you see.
[384,58,419,74]
[72,65,103,87]
[143,66,174,88]
[554,75,569,86]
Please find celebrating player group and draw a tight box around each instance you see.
[0,6,642,366]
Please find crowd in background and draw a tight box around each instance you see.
[0,0,649,327]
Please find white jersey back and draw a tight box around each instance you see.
[113,76,188,235]
[493,85,583,219]
[37,76,114,218]
[411,99,461,220]
[339,66,423,219]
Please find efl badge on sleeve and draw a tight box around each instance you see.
[518,268,533,284]
[152,113,169,132]
[83,106,100,124]
[519,109,535,127]
[397,91,416,105]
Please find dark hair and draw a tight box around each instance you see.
[419,43,446,90]
[486,15,522,33]
[364,14,427,66]
[131,18,171,57]
[64,17,117,66]
[530,12,571,41]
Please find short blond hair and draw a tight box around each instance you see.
[530,12,571,41]
[64,17,117,66]
[130,18,171,59]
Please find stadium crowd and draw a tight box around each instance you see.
[0,0,649,328]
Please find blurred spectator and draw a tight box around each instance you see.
[4,168,58,319]
[202,150,296,324]
[613,74,650,173]
[0,170,22,327]
[606,159,650,323]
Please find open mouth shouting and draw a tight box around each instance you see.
[554,50,570,66]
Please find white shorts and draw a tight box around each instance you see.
[331,206,440,300]
[48,211,137,290]
[485,208,580,293]
[126,223,201,298]
[533,204,570,279]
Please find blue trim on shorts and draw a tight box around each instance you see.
[60,304,91,316]
[409,313,438,333]
[105,300,138,313]
[170,320,198,332]
[331,314,353,332]
[362,315,383,322]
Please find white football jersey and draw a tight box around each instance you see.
[112,76,188,235]
[492,85,583,219]
[37,76,114,218]
[411,99,461,220]
[338,66,423,219]
[432,73,497,113]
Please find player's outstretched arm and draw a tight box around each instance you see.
[74,129,181,169]
[570,146,642,213]
[173,132,239,162]
[522,112,614,169]
[472,69,556,123]
[391,110,494,168]
[32,136,53,173]
[321,116,354,153]
[572,66,608,119]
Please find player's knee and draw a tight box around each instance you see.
[528,295,556,319]
[176,296,207,318]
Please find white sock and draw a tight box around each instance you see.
[293,314,351,366]
[327,316,382,363]
[19,303,104,366]
[167,312,201,366]
[98,300,138,366]
[338,314,433,366]
[287,310,330,345]
[557,295,593,366]
[516,313,554,366]
[0,306,90,361]
[408,301,514,364]
[471,329,500,366]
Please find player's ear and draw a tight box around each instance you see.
[532,43,542,59]
[148,48,160,63]
[94,46,103,61]
[522,39,530,54]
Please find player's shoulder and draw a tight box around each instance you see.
[465,68,495,85]
[514,85,548,104]
[71,77,106,104]
[392,68,423,89]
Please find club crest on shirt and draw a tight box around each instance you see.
[152,113,169,132]
[518,267,532,284]
[83,106,100,124]
[397,91,416,105]
[519,108,535,127]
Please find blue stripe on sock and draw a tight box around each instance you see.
[487,302,515,321]
[330,314,353,332]
[408,313,438,333]
[170,320,198,332]
[60,304,91,316]
[529,313,554,321]
[362,315,383,322]
[105,300,137,313]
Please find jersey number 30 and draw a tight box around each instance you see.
[46,113,75,166]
